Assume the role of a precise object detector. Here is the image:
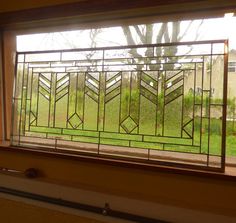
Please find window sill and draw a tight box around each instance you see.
[0,141,236,182]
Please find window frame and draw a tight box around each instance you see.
[0,0,236,175]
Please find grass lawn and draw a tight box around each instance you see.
[17,91,236,157]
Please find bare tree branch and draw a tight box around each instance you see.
[172,21,180,42]
[178,21,193,41]
[122,26,136,45]
[156,23,166,43]
[134,25,146,43]
[121,20,203,69]
[163,23,170,43]
[146,24,153,43]
[122,26,142,57]
[194,20,204,41]
[155,23,168,57]
[182,20,204,56]
[145,24,154,57]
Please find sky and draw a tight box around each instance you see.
[17,15,236,52]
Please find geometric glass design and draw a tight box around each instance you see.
[121,116,138,133]
[68,113,83,129]
[11,40,228,172]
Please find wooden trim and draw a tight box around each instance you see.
[1,145,236,182]
[0,186,165,223]
[0,0,203,25]
[0,32,8,142]
[0,0,236,30]
[2,31,16,140]
[0,33,3,141]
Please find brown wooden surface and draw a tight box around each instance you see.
[0,197,105,223]
[2,31,16,140]
[1,145,236,218]
[0,34,3,141]
[0,0,236,29]
[1,145,236,182]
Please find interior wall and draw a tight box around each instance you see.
[0,147,236,219]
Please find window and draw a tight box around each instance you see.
[12,40,227,171]
[228,61,236,72]
[1,9,236,173]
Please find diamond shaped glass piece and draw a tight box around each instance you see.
[68,113,82,129]
[30,111,36,126]
[121,116,137,133]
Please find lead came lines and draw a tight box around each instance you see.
[12,40,227,170]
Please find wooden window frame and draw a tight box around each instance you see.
[1,0,236,175]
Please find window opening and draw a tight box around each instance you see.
[12,40,228,171]
[11,16,236,171]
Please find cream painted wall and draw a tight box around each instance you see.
[1,173,236,223]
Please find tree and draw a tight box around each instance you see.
[122,21,203,70]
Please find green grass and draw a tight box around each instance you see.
[17,91,236,157]
[26,119,236,156]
